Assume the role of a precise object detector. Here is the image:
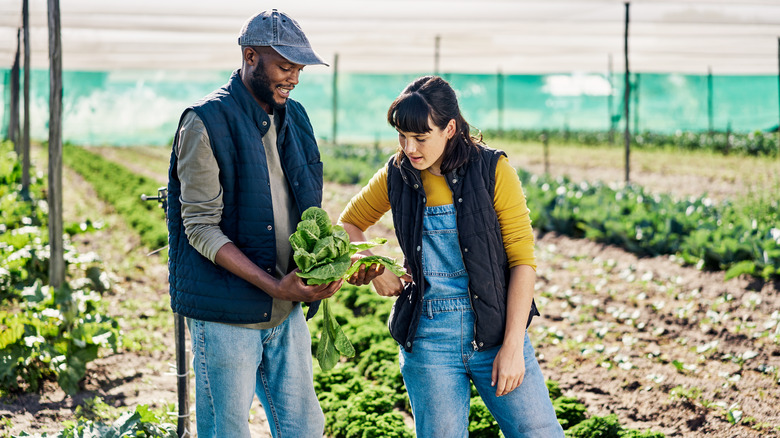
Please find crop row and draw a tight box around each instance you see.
[1,141,177,435]
[0,141,120,397]
[62,144,168,252]
[519,170,780,280]
[483,129,780,157]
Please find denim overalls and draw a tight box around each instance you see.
[399,204,564,438]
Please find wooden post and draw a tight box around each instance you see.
[48,0,65,288]
[623,2,631,183]
[608,54,614,145]
[174,313,191,437]
[331,53,338,145]
[9,29,20,148]
[497,69,504,134]
[434,35,440,75]
[22,0,31,197]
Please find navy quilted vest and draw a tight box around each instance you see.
[167,70,323,323]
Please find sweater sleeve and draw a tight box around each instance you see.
[176,111,232,262]
[494,155,536,269]
[338,165,391,231]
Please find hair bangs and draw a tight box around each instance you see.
[387,92,432,134]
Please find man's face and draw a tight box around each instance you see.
[246,47,304,112]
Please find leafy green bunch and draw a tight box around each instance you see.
[289,207,406,370]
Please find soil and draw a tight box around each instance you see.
[1,148,778,437]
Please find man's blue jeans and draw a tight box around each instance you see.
[400,297,564,438]
[188,304,324,438]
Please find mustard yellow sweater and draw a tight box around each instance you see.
[339,155,536,269]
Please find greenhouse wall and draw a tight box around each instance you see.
[1,69,778,146]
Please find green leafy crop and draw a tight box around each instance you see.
[289,207,406,370]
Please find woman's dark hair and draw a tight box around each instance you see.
[387,76,482,174]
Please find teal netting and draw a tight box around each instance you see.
[2,69,778,146]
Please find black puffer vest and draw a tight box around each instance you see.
[387,146,539,352]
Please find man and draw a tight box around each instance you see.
[167,9,352,437]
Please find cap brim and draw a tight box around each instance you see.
[272,46,329,67]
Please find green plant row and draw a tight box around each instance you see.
[0,141,121,396]
[62,145,168,252]
[320,143,396,185]
[519,170,780,280]
[13,402,177,437]
[309,284,664,437]
[483,128,780,157]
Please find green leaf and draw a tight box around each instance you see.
[57,363,83,395]
[316,301,340,371]
[724,260,755,280]
[312,235,340,263]
[349,238,388,254]
[344,255,407,279]
[301,207,332,237]
[332,225,351,254]
[331,316,355,358]
[0,315,24,349]
[296,220,321,249]
[297,253,352,285]
[289,231,309,253]
[293,248,318,273]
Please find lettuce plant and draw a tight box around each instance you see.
[289,207,406,370]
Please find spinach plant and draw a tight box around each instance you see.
[289,207,406,370]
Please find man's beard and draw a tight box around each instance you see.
[249,58,286,112]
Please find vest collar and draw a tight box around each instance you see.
[397,156,424,193]
[397,150,472,193]
[227,69,288,137]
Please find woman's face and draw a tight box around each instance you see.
[397,117,455,176]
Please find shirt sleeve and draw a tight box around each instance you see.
[494,155,536,269]
[338,165,391,231]
[176,111,232,262]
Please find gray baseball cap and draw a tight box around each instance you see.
[238,9,328,67]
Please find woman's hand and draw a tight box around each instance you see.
[371,269,411,297]
[491,340,526,397]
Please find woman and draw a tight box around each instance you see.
[340,76,563,437]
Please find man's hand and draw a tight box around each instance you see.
[345,254,386,286]
[275,269,343,302]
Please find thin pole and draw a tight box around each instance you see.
[497,69,504,134]
[777,37,779,155]
[434,35,440,75]
[48,0,65,288]
[608,54,614,145]
[9,28,20,148]
[543,130,550,175]
[175,313,191,437]
[633,73,639,136]
[708,66,714,136]
[22,0,31,197]
[332,53,339,145]
[623,2,631,183]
